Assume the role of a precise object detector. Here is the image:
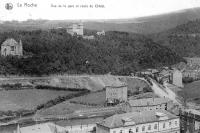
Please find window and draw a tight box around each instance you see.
[154,124,157,129]
[136,127,139,132]
[169,122,172,126]
[11,46,15,51]
[163,123,165,128]
[148,125,151,130]
[142,126,145,131]
[129,129,133,133]
[175,121,178,126]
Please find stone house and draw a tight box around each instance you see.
[106,85,127,104]
[171,69,183,88]
[1,38,23,56]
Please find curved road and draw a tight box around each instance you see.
[130,76,182,105]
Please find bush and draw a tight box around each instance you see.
[182,77,194,83]
[36,89,90,110]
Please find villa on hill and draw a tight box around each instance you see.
[1,38,23,56]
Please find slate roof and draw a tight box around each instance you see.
[128,98,171,107]
[20,122,67,133]
[1,38,19,46]
[97,110,178,129]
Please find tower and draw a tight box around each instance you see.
[18,40,23,56]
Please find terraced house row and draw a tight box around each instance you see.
[96,110,180,133]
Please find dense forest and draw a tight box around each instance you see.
[150,19,200,57]
[0,29,184,75]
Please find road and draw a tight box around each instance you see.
[131,76,182,105]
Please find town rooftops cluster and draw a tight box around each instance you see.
[97,110,178,129]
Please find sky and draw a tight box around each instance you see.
[0,0,200,21]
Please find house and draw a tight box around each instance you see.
[171,69,183,88]
[67,23,83,36]
[106,85,127,104]
[65,124,96,133]
[127,98,172,112]
[14,122,67,133]
[184,57,200,66]
[96,110,180,133]
[182,70,199,80]
[97,30,105,36]
[181,109,200,133]
[1,38,23,56]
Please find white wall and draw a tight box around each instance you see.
[66,124,96,133]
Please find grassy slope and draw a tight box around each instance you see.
[0,89,76,111]
[70,91,106,106]
[37,101,93,116]
[179,80,200,103]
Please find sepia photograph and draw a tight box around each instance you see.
[0,0,200,132]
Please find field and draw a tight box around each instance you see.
[36,101,93,117]
[69,91,106,106]
[37,91,106,118]
[178,80,200,103]
[0,89,77,111]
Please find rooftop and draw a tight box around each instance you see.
[20,122,67,133]
[128,98,171,107]
[97,110,178,129]
[1,38,19,46]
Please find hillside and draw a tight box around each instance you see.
[85,7,200,34]
[150,19,200,57]
[1,7,200,34]
[0,30,183,75]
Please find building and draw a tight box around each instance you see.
[67,23,84,36]
[1,38,23,56]
[96,110,180,133]
[65,124,96,133]
[83,35,95,40]
[97,30,105,36]
[171,70,183,88]
[183,109,200,132]
[184,57,200,66]
[155,69,171,83]
[127,98,172,112]
[106,85,127,104]
[14,122,67,133]
[182,70,199,80]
